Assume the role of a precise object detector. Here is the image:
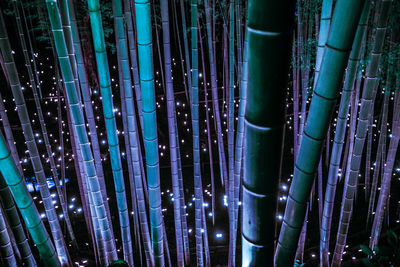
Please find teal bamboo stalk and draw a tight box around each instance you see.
[0,133,59,266]
[320,2,370,265]
[86,0,133,263]
[242,1,295,266]
[275,0,365,265]
[0,9,70,265]
[313,0,333,88]
[331,1,391,265]
[190,0,203,265]
[46,0,117,262]
[13,0,77,247]
[0,200,17,266]
[124,0,144,133]
[114,0,156,265]
[134,0,164,265]
[160,0,184,265]
[228,1,235,265]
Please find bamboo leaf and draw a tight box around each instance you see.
[361,244,374,257]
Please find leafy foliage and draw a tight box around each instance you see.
[361,230,400,267]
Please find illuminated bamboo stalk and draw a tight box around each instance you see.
[320,2,370,265]
[367,89,390,226]
[313,0,333,87]
[275,0,365,265]
[134,0,164,265]
[243,1,296,266]
[159,0,184,265]
[179,0,192,104]
[124,0,144,133]
[190,0,204,265]
[228,0,235,265]
[0,132,59,266]
[175,120,190,265]
[0,174,36,266]
[0,204,17,266]
[234,30,248,265]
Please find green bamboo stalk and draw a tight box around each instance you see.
[0,9,70,265]
[275,0,365,265]
[331,1,391,265]
[86,0,133,263]
[313,0,333,88]
[242,1,296,266]
[45,0,117,262]
[134,0,164,265]
[0,133,59,266]
[320,2,370,265]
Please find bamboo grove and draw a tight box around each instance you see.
[0,0,399,266]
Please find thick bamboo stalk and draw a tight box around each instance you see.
[275,1,365,265]
[243,1,295,266]
[319,2,370,265]
[313,0,333,87]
